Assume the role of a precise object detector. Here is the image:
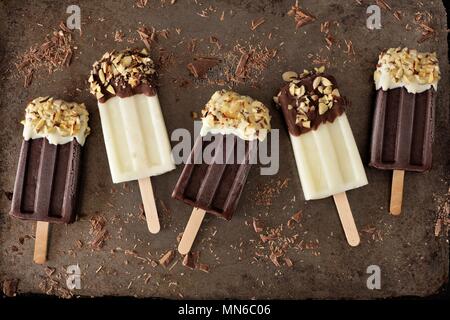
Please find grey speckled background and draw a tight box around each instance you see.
[0,0,448,299]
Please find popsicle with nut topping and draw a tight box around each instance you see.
[370,48,440,215]
[173,90,271,254]
[89,49,175,234]
[275,67,367,246]
[10,97,90,264]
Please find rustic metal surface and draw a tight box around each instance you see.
[0,0,448,299]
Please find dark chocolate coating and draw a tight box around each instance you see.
[98,82,157,104]
[278,73,347,136]
[172,134,255,220]
[369,87,436,172]
[9,138,81,224]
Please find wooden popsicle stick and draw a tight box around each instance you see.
[33,221,49,264]
[390,170,405,216]
[333,192,360,247]
[178,208,206,255]
[138,178,161,234]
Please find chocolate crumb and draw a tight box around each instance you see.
[159,250,175,267]
[45,267,56,277]
[4,191,13,201]
[291,211,302,223]
[269,252,281,267]
[285,257,294,267]
[187,57,221,78]
[376,0,391,11]
[137,26,157,50]
[198,263,210,273]
[253,218,264,233]
[114,30,124,42]
[250,17,266,31]
[182,252,196,269]
[136,0,148,8]
[2,279,19,297]
[191,111,199,120]
[89,215,108,250]
[235,52,250,79]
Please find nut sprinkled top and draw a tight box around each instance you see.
[200,90,271,141]
[275,67,347,136]
[89,48,157,103]
[22,97,90,146]
[374,47,440,94]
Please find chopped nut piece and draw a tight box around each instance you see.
[282,71,298,82]
[331,89,340,97]
[313,76,322,89]
[318,103,328,115]
[201,90,271,142]
[302,121,311,128]
[22,97,90,145]
[321,77,332,87]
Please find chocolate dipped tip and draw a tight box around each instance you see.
[274,67,347,136]
[89,48,157,103]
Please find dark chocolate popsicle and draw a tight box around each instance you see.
[370,87,436,172]
[172,134,255,220]
[9,97,90,263]
[10,138,81,224]
[369,48,440,215]
[173,90,271,254]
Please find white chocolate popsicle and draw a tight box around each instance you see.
[89,49,175,234]
[275,68,368,246]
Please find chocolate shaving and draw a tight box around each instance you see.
[137,27,157,50]
[187,38,197,53]
[253,218,264,233]
[284,257,294,267]
[182,252,196,269]
[39,278,73,299]
[260,234,278,243]
[235,52,250,79]
[114,30,124,42]
[288,1,316,29]
[159,250,175,267]
[251,17,266,31]
[89,215,108,250]
[393,10,402,21]
[415,11,436,43]
[197,263,210,273]
[291,211,302,223]
[2,279,19,297]
[434,188,450,237]
[209,36,222,50]
[269,252,281,267]
[375,0,391,11]
[14,24,74,87]
[45,267,56,277]
[187,57,221,78]
[136,0,148,8]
